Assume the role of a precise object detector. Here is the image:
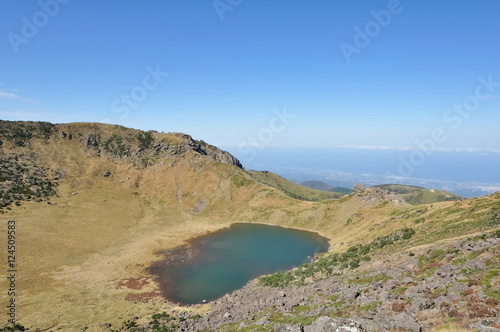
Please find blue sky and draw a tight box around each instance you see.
[1,0,499,150]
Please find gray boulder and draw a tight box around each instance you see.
[464,321,500,331]
[448,282,467,294]
[464,259,487,271]
[372,315,391,330]
[354,318,386,332]
[391,312,421,332]
[304,317,367,332]
[274,324,304,332]
[409,298,433,314]
[402,277,414,284]
[256,316,270,326]
[434,294,457,308]
[343,289,360,301]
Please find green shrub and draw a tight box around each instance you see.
[258,271,294,288]
[0,324,26,332]
[137,132,155,150]
[414,217,425,224]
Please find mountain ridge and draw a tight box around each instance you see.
[300,180,353,195]
[249,170,343,201]
[371,183,462,205]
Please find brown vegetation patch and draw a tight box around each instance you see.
[468,279,479,286]
[116,277,151,290]
[391,301,407,313]
[463,288,474,296]
[125,291,162,303]
[416,308,445,327]
[426,261,442,269]
[486,298,499,306]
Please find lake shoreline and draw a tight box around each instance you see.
[146,221,331,305]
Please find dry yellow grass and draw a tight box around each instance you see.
[428,323,477,332]
[391,323,476,332]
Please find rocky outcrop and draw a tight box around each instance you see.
[179,134,243,169]
[190,198,207,213]
[353,183,405,206]
[304,317,367,332]
[84,134,99,148]
[353,183,366,194]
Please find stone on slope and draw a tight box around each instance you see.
[304,317,367,332]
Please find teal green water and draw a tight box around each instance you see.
[148,223,329,305]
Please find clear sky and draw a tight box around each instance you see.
[1,0,499,151]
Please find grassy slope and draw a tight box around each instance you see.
[300,180,352,195]
[249,171,343,201]
[300,180,333,191]
[372,183,462,205]
[0,121,497,331]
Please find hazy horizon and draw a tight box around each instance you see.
[223,146,500,198]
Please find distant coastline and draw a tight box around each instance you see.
[224,147,500,198]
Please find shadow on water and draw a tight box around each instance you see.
[147,223,329,305]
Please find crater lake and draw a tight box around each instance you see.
[148,223,329,304]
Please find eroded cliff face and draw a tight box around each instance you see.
[353,183,406,206]
[169,133,243,169]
